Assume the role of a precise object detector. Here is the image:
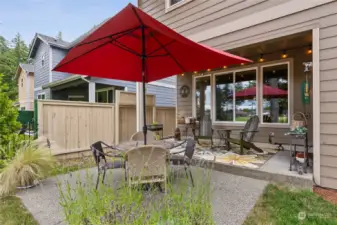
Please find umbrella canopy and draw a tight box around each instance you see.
[235,85,288,99]
[53,3,250,81]
[53,3,251,144]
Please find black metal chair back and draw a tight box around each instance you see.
[242,115,260,142]
[184,139,195,161]
[91,141,107,166]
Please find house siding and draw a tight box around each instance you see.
[140,0,337,189]
[92,77,176,106]
[34,41,50,92]
[51,47,70,82]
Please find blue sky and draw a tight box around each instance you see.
[0,0,137,45]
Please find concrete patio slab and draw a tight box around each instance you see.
[17,168,267,225]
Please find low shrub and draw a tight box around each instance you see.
[59,167,214,225]
[0,142,56,196]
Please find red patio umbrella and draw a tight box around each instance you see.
[235,85,287,99]
[53,3,251,144]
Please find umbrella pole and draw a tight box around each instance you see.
[141,25,147,145]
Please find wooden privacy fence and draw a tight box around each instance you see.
[38,91,176,154]
[38,101,115,152]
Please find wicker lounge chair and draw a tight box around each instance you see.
[130,131,157,143]
[218,115,263,155]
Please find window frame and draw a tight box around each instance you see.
[189,59,293,127]
[165,0,193,13]
[95,87,115,103]
[212,67,259,124]
[192,74,212,120]
[37,92,46,100]
[259,61,291,127]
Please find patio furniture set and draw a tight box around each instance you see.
[181,115,264,155]
[90,132,195,191]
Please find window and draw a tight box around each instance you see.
[96,88,114,103]
[21,78,23,87]
[41,54,45,66]
[37,93,45,100]
[165,0,192,12]
[194,61,291,126]
[170,0,183,5]
[194,76,211,121]
[68,95,85,101]
[262,64,289,124]
[215,69,257,122]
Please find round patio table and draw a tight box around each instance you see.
[115,139,186,155]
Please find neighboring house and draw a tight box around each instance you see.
[15,63,34,110]
[28,33,176,106]
[139,0,337,189]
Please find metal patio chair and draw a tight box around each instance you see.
[91,141,125,189]
[170,139,195,187]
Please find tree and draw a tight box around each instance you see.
[0,73,21,159]
[56,31,63,40]
[0,36,9,54]
[12,33,29,64]
[0,34,29,100]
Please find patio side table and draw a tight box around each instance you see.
[146,124,164,139]
[288,132,309,175]
[216,129,231,150]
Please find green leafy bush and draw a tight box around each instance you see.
[0,73,21,159]
[59,167,214,225]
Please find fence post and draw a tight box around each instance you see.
[34,99,38,139]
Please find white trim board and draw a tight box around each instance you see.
[34,87,42,91]
[148,81,175,89]
[312,28,320,185]
[49,47,53,82]
[188,0,334,43]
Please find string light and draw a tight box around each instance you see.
[194,71,198,74]
[207,68,211,72]
[181,73,184,76]
[240,44,312,60]
[240,63,245,66]
[259,54,265,62]
[281,50,288,59]
[223,66,227,69]
[307,47,312,54]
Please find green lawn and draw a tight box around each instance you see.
[0,196,37,225]
[244,184,337,225]
[50,157,96,177]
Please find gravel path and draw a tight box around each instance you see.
[17,168,267,225]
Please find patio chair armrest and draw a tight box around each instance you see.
[161,135,174,140]
[170,148,186,155]
[239,130,259,134]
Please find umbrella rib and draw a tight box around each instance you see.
[147,40,176,56]
[54,31,132,70]
[76,26,141,47]
[132,5,144,25]
[149,32,185,72]
[108,40,141,57]
[147,54,169,58]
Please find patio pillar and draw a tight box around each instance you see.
[136,82,144,131]
[88,82,95,103]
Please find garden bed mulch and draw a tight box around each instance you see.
[313,186,337,204]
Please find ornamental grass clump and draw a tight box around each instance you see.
[0,142,55,196]
[59,162,215,225]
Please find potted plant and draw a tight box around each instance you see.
[0,141,55,196]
